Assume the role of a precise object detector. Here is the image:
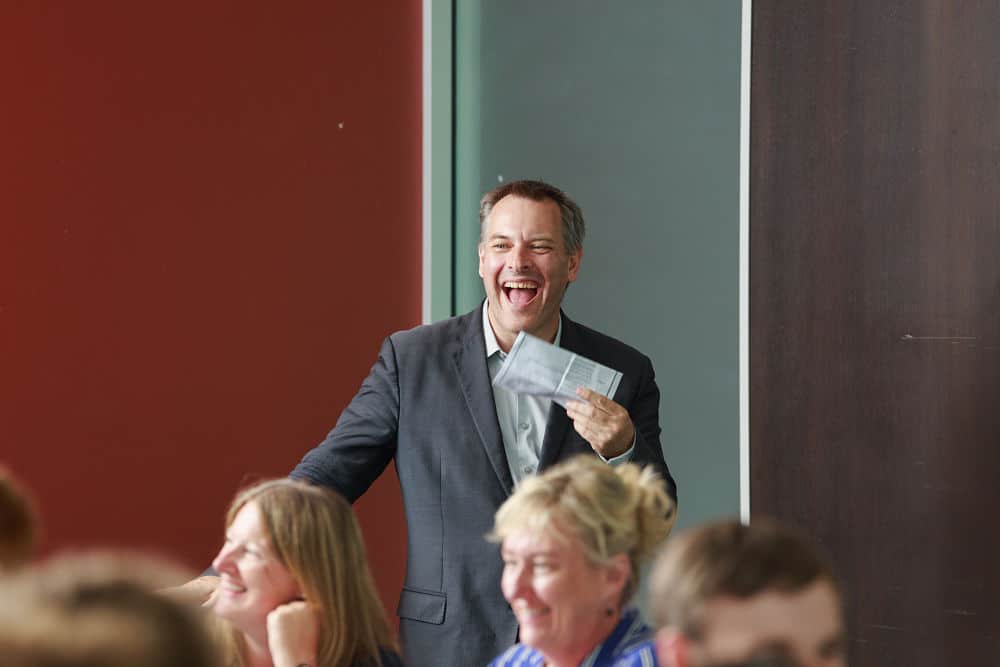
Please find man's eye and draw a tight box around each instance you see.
[492,243,510,250]
[531,245,552,252]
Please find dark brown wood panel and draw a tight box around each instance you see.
[751,3,1000,665]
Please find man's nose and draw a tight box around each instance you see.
[507,244,531,272]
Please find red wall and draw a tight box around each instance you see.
[0,2,420,616]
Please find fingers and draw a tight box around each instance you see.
[267,601,319,667]
[573,386,617,412]
[272,599,310,614]
[565,387,634,459]
[567,387,627,422]
[159,576,220,608]
[568,411,606,446]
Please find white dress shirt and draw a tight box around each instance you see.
[482,302,633,485]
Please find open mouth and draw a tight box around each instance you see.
[503,280,539,307]
[219,577,247,595]
[514,605,551,623]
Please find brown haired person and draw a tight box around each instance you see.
[208,479,400,667]
[0,553,217,667]
[647,519,847,667]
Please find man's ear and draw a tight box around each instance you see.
[478,243,486,279]
[567,248,582,282]
[655,626,689,667]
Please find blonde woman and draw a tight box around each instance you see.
[488,455,676,667]
[210,479,401,667]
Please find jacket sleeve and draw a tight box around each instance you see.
[290,335,400,502]
[627,354,678,504]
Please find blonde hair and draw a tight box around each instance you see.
[490,455,676,604]
[222,479,396,667]
[647,518,840,638]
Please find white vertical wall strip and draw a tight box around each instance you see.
[422,0,454,325]
[739,0,752,523]
[421,0,433,325]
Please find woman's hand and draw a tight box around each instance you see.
[267,600,319,667]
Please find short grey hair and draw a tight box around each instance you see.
[479,179,586,254]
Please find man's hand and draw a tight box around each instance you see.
[267,600,319,667]
[565,387,635,460]
[160,575,219,607]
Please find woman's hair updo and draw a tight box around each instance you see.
[489,455,676,604]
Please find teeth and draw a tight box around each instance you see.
[220,579,246,593]
[504,281,538,289]
[515,606,549,618]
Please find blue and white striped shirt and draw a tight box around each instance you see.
[487,607,658,667]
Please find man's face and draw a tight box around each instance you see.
[478,195,581,351]
[657,580,846,667]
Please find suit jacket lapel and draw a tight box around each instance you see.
[538,311,583,471]
[453,307,514,495]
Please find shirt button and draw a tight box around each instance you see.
[522,465,533,475]
[519,422,529,430]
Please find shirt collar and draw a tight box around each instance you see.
[482,300,562,359]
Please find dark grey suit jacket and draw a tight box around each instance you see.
[291,306,676,667]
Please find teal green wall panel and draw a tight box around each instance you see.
[452,1,743,529]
